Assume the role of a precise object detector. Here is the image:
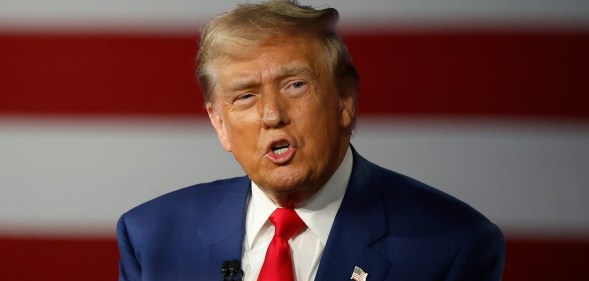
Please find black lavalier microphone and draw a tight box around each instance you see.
[221,259,243,281]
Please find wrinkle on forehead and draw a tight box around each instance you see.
[211,35,327,101]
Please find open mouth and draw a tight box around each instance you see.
[266,139,295,163]
[272,142,290,155]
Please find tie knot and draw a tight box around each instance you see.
[269,208,306,240]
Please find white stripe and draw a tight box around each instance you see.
[1,117,588,237]
[0,117,242,236]
[0,0,588,33]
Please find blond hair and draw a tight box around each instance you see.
[196,0,359,104]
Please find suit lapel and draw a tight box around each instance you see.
[196,177,251,267]
[315,149,391,281]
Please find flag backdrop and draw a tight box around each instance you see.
[1,1,588,280]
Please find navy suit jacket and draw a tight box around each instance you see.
[117,149,505,281]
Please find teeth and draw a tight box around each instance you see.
[273,147,288,155]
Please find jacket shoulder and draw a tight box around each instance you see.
[120,176,249,229]
[354,154,505,278]
[354,153,499,235]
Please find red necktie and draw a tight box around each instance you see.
[257,208,307,281]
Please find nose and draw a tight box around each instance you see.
[260,89,289,129]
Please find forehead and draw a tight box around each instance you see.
[211,35,326,85]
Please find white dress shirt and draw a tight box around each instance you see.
[242,147,353,281]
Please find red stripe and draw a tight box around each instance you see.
[504,238,589,280]
[0,236,119,280]
[0,33,201,116]
[1,236,587,280]
[347,31,589,119]
[1,31,588,118]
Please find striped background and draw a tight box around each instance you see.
[1,1,588,280]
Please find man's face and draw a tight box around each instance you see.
[206,35,354,206]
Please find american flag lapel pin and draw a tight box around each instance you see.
[350,266,368,281]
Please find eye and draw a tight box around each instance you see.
[237,93,255,100]
[292,81,306,88]
[231,92,257,109]
[284,80,308,95]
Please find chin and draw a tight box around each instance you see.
[252,162,323,195]
[265,182,315,207]
[267,175,306,192]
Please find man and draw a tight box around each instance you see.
[117,1,505,280]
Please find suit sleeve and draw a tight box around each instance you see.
[117,215,141,281]
[444,223,506,281]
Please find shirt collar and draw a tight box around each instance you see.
[246,146,353,247]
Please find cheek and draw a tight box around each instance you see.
[226,113,261,146]
[294,101,337,141]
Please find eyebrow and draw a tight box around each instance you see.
[226,77,259,93]
[274,65,315,81]
[225,64,316,94]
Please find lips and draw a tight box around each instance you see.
[265,139,296,164]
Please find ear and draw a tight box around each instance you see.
[206,102,232,152]
[339,93,355,130]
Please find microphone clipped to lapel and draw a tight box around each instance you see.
[221,259,243,281]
